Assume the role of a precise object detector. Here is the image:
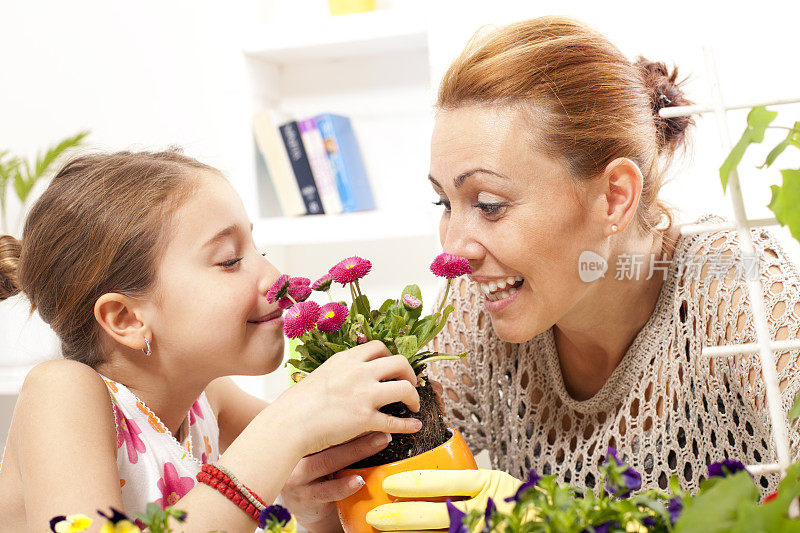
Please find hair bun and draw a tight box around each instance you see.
[0,234,22,300]
[634,56,695,153]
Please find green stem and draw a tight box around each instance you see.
[414,352,468,367]
[767,126,800,132]
[436,279,452,317]
[326,290,334,303]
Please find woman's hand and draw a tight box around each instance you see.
[278,339,423,457]
[281,432,393,532]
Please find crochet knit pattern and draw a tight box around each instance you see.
[428,215,800,496]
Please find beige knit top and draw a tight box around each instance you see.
[428,215,800,496]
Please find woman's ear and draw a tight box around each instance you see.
[94,293,149,352]
[600,157,643,235]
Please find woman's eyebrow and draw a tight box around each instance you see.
[429,168,510,189]
[202,222,254,249]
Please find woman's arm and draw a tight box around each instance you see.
[206,376,268,454]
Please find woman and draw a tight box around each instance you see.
[283,15,800,530]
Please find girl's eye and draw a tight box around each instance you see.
[474,201,509,216]
[433,198,451,212]
[221,257,243,270]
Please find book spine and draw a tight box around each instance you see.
[318,114,375,212]
[315,114,356,212]
[252,110,305,217]
[297,118,343,215]
[279,121,324,215]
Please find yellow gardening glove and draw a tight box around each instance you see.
[365,469,523,532]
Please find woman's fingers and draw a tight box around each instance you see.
[368,354,418,387]
[307,474,367,504]
[375,379,421,413]
[350,339,394,362]
[296,432,392,483]
[378,412,423,435]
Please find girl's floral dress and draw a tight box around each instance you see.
[97,372,220,524]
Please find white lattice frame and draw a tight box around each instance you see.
[666,45,800,514]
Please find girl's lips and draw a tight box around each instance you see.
[248,309,283,323]
[482,283,522,313]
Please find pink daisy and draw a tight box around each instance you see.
[402,294,422,309]
[266,274,291,303]
[329,256,372,285]
[317,302,349,333]
[430,253,472,279]
[289,283,312,303]
[311,273,333,292]
[155,462,195,508]
[284,301,321,339]
[355,331,367,344]
[277,296,293,309]
[290,276,311,287]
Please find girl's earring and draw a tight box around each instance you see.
[610,224,619,234]
[142,336,152,357]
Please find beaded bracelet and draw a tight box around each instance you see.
[196,463,266,522]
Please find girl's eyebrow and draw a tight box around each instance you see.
[202,222,254,249]
[428,168,509,189]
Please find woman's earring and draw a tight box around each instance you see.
[142,336,152,357]
[610,224,619,234]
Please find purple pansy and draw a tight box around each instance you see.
[446,499,468,533]
[505,468,541,503]
[708,459,747,478]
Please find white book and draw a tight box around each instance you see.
[297,117,343,215]
[253,109,306,217]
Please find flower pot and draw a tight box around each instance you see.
[334,428,477,533]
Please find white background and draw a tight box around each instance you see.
[2,0,800,450]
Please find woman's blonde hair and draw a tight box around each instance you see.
[437,16,695,233]
[0,149,218,367]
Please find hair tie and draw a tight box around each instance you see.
[656,88,672,106]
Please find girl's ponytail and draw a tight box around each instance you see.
[0,234,22,301]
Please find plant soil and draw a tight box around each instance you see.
[346,378,449,469]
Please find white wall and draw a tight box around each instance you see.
[2,0,800,447]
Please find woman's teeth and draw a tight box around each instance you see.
[480,276,524,301]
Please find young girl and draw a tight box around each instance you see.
[0,150,423,531]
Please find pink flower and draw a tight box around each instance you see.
[155,462,195,508]
[277,296,293,309]
[430,253,471,279]
[329,256,372,285]
[317,302,349,333]
[267,274,291,303]
[312,274,333,292]
[402,294,422,309]
[189,400,204,426]
[114,404,146,464]
[290,276,311,287]
[289,283,312,303]
[355,331,367,344]
[284,301,321,339]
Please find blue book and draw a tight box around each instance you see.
[314,113,375,212]
[279,120,324,215]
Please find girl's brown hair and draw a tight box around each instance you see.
[437,16,694,232]
[0,150,218,367]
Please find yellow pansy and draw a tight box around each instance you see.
[53,514,93,532]
[99,519,140,533]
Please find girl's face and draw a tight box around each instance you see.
[430,105,605,343]
[148,172,285,378]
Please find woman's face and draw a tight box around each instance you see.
[148,172,285,377]
[430,105,605,343]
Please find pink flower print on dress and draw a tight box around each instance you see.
[114,404,146,464]
[155,462,195,509]
[189,400,204,426]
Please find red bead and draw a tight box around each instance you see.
[245,503,254,515]
[222,475,230,484]
[232,493,242,504]
[237,498,248,510]
[217,483,227,494]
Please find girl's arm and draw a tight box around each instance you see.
[206,376,268,454]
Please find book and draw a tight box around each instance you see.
[279,121,324,215]
[252,110,305,217]
[314,113,376,212]
[297,118,343,215]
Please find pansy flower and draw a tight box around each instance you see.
[259,505,295,533]
[708,459,748,478]
[96,508,139,533]
[446,500,468,533]
[329,256,372,285]
[49,514,93,532]
[505,468,541,503]
[284,301,321,339]
[430,253,471,279]
[317,302,348,333]
[604,447,641,498]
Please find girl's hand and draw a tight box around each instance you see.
[281,432,393,532]
[279,340,422,456]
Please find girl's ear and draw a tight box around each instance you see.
[94,293,149,352]
[599,157,643,235]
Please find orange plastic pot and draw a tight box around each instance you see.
[334,428,477,533]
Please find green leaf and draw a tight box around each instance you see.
[768,169,800,242]
[719,106,777,191]
[674,471,759,532]
[379,298,396,313]
[790,390,800,421]
[760,122,800,168]
[395,335,419,358]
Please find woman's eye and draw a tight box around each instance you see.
[433,198,451,211]
[221,257,243,270]
[474,201,509,216]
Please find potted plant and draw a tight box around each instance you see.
[271,253,478,532]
